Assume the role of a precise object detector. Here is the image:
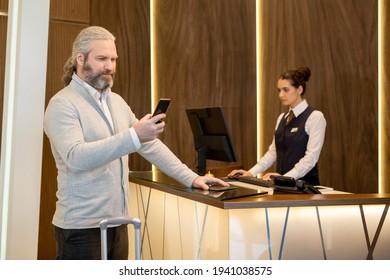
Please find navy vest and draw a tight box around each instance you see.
[275,106,319,185]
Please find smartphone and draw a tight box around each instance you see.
[152,98,171,123]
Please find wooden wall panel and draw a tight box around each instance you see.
[261,0,378,193]
[0,0,7,10]
[90,0,152,171]
[50,0,89,23]
[154,0,257,173]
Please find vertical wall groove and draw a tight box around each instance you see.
[381,0,390,193]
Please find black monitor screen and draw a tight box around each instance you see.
[186,107,238,175]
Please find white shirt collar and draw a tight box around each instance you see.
[287,99,308,118]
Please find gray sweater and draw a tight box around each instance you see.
[44,75,198,229]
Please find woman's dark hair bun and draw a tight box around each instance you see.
[280,66,311,95]
[296,66,311,82]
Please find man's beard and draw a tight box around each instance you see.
[82,63,115,91]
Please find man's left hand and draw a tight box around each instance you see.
[192,176,229,190]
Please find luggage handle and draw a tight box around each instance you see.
[99,218,141,260]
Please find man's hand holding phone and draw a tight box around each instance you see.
[133,114,165,143]
[152,98,171,123]
[133,98,171,143]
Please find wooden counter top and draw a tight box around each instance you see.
[129,171,390,209]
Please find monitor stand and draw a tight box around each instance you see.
[196,147,209,176]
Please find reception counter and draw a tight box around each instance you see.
[127,171,390,260]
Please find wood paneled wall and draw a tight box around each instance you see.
[152,0,257,171]
[0,0,7,9]
[261,0,378,193]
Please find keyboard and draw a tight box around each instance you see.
[234,176,273,187]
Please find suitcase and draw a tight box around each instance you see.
[99,217,141,260]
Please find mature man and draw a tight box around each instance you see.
[44,26,227,260]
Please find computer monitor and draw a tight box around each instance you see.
[186,107,238,175]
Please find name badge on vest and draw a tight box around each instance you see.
[291,127,298,133]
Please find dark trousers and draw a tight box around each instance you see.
[54,225,129,260]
